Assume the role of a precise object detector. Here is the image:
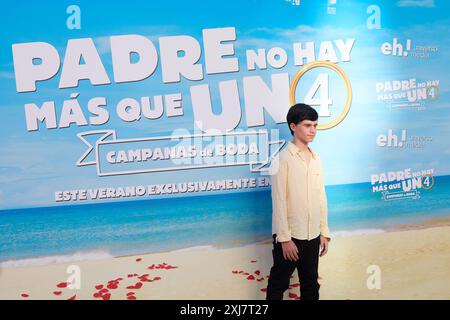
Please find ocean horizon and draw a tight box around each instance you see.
[1,175,449,267]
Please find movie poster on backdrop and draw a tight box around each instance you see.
[0,0,448,300]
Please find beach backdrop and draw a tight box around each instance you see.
[0,0,449,300]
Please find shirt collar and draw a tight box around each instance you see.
[287,141,317,160]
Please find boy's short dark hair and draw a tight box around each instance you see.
[286,103,318,135]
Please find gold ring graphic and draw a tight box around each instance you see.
[421,173,434,190]
[426,85,440,101]
[289,60,352,130]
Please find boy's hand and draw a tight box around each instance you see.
[319,235,330,257]
[281,240,299,261]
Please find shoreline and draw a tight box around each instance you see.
[2,215,450,269]
[0,224,449,299]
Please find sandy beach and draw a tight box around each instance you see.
[1,224,449,300]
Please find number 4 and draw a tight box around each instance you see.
[304,73,333,117]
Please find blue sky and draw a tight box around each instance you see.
[0,0,449,209]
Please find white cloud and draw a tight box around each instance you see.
[396,0,435,8]
[245,25,318,38]
[93,25,185,56]
[0,71,14,79]
[429,160,440,166]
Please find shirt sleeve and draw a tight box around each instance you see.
[270,155,291,243]
[318,159,331,240]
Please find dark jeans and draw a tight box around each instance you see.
[266,234,320,300]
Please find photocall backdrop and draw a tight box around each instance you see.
[0,0,448,300]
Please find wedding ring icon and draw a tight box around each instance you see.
[289,60,352,130]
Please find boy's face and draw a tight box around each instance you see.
[290,120,318,144]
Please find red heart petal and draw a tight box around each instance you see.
[260,288,267,292]
[247,275,255,280]
[93,292,102,298]
[153,276,161,281]
[127,295,137,300]
[99,288,109,294]
[288,293,298,299]
[125,282,142,290]
[56,282,68,288]
[21,293,29,298]
[126,292,135,296]
[95,285,104,290]
[136,258,142,262]
[68,295,76,300]
[102,293,111,300]
[255,270,261,275]
[53,291,62,296]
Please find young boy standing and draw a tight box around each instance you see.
[266,103,331,300]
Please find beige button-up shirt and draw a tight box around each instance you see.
[270,141,331,243]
